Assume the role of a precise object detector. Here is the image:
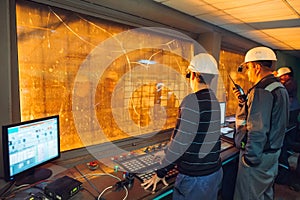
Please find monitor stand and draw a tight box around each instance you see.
[15,168,52,186]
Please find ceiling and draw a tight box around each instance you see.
[153,0,300,58]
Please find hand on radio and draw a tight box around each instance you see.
[233,88,246,104]
[141,173,168,192]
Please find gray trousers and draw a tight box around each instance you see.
[234,150,280,200]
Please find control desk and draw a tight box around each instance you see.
[0,129,238,200]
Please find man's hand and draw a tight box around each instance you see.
[233,88,246,104]
[141,173,168,192]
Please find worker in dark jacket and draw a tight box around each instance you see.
[277,66,300,124]
[275,66,300,191]
[233,47,289,200]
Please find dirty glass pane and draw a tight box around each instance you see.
[16,0,197,151]
[219,50,251,116]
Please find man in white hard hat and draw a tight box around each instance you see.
[277,67,300,122]
[233,47,289,200]
[142,53,223,200]
[277,66,292,78]
[275,66,300,191]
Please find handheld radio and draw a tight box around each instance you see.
[229,75,246,101]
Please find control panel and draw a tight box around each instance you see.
[112,141,178,182]
[111,138,234,182]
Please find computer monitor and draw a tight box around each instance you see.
[1,115,60,185]
[219,102,226,126]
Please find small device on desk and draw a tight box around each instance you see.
[44,176,82,200]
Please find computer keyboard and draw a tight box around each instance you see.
[112,149,178,182]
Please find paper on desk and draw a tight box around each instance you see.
[224,131,234,139]
[221,127,234,134]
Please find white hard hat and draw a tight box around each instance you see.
[277,67,291,77]
[244,46,277,63]
[188,53,218,75]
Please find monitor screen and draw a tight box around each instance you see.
[2,115,60,185]
[219,102,226,126]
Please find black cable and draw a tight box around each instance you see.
[0,181,15,198]
[1,184,32,200]
[74,165,101,195]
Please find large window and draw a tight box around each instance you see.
[219,50,251,115]
[16,0,197,151]
[16,0,240,152]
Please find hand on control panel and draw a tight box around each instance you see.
[141,173,168,192]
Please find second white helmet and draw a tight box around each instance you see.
[188,53,218,75]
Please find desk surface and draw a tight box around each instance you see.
[0,135,238,200]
